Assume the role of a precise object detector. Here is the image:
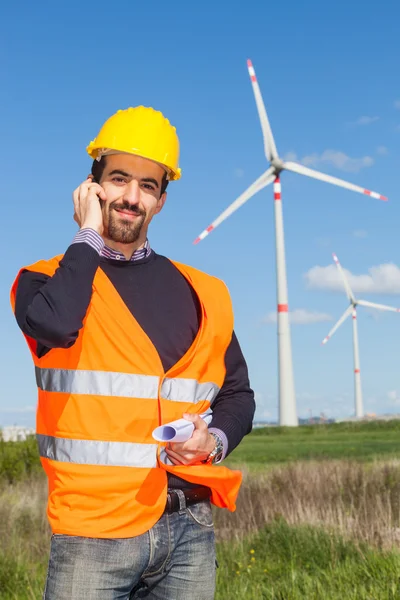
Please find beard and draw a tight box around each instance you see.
[105,200,147,244]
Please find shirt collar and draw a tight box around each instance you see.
[101,239,151,262]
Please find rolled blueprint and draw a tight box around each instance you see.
[152,413,212,443]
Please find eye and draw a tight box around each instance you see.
[111,177,127,184]
[141,183,156,191]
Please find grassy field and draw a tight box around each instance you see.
[215,520,400,599]
[227,419,400,467]
[3,421,400,598]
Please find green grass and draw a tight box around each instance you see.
[0,557,47,600]
[3,520,400,600]
[227,420,400,468]
[216,519,400,600]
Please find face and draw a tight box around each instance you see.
[99,154,167,244]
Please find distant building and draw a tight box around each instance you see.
[1,426,35,442]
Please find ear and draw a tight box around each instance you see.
[155,192,167,215]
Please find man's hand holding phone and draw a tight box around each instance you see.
[73,176,107,235]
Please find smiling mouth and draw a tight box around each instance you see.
[114,208,142,219]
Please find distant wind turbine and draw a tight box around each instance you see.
[322,253,400,418]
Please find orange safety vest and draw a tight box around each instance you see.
[10,256,242,538]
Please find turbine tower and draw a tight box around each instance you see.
[194,59,387,426]
[322,253,400,418]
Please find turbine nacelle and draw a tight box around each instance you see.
[271,157,285,173]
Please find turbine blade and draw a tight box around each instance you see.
[283,161,387,201]
[247,59,278,161]
[322,305,353,345]
[193,167,275,244]
[332,253,356,303]
[357,299,400,313]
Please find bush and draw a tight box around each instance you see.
[0,438,41,484]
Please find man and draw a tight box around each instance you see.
[11,106,255,599]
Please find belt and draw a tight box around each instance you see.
[164,486,211,514]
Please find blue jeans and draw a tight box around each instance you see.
[43,500,216,599]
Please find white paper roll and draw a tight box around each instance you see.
[152,413,212,443]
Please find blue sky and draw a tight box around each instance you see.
[1,0,400,427]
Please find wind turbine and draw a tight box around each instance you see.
[193,59,387,427]
[322,253,400,418]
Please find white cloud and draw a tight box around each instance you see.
[352,230,368,239]
[377,146,388,155]
[305,263,400,295]
[394,100,400,110]
[264,308,332,325]
[387,391,400,405]
[234,168,244,178]
[282,151,298,162]
[284,150,374,173]
[352,116,380,126]
[301,150,374,173]
[264,312,278,324]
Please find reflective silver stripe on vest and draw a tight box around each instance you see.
[35,367,159,399]
[35,368,219,404]
[161,378,220,404]
[37,434,158,468]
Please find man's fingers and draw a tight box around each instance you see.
[165,448,188,465]
[166,443,208,466]
[183,413,207,431]
[73,189,81,225]
[73,180,91,217]
[74,179,98,203]
[87,183,107,199]
[169,438,200,454]
[97,186,107,201]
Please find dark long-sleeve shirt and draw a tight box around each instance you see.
[14,237,255,483]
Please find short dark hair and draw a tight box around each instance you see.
[91,156,169,196]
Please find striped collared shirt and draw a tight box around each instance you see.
[72,228,151,261]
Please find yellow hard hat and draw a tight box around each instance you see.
[86,106,181,181]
